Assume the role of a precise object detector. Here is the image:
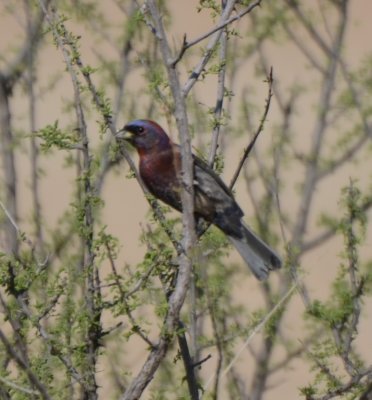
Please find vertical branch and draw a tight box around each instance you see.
[121,1,198,398]
[147,0,195,325]
[292,1,348,243]
[38,3,102,398]
[94,0,137,195]
[0,7,49,395]
[0,75,19,255]
[69,45,100,400]
[188,0,231,381]
[24,0,43,249]
[190,0,230,387]
[0,0,48,253]
[229,68,274,190]
[78,96,100,400]
[206,285,225,399]
[112,0,137,122]
[330,181,362,377]
[208,5,228,167]
[0,7,48,249]
[182,0,238,97]
[146,0,197,253]
[177,322,200,400]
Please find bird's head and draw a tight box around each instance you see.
[116,119,171,154]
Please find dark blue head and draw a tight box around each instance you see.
[116,119,171,155]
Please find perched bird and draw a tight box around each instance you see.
[116,119,281,280]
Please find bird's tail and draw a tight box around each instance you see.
[228,222,281,280]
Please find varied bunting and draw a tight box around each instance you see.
[116,119,281,280]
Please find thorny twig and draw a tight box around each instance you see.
[38,3,104,396]
[229,67,274,190]
[104,238,155,348]
[0,329,51,400]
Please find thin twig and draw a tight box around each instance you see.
[16,296,86,386]
[229,67,274,190]
[172,0,263,68]
[192,354,212,369]
[291,0,348,244]
[0,376,39,396]
[203,283,297,392]
[104,238,155,348]
[0,328,51,400]
[207,22,228,167]
[182,0,240,96]
[0,199,20,235]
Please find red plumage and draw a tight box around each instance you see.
[116,119,281,280]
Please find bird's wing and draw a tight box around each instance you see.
[170,145,243,233]
[171,144,234,205]
[192,155,244,235]
[193,156,235,198]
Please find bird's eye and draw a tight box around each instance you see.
[137,126,144,134]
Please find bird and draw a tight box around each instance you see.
[116,119,281,280]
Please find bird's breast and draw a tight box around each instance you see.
[139,153,182,211]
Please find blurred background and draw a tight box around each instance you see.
[0,1,371,399]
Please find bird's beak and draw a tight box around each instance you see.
[115,126,133,142]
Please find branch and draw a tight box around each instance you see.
[104,238,155,348]
[177,321,200,400]
[204,283,297,391]
[121,1,197,398]
[207,22,228,167]
[291,2,348,245]
[0,74,19,255]
[94,0,137,195]
[229,67,274,190]
[182,0,239,96]
[13,295,86,388]
[284,0,335,58]
[0,376,39,396]
[35,4,105,396]
[307,366,372,400]
[23,0,44,251]
[0,328,51,400]
[172,0,263,68]
[3,1,51,83]
[302,193,372,254]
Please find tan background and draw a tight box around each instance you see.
[1,1,371,398]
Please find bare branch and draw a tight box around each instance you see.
[172,0,263,68]
[292,3,348,244]
[182,0,238,96]
[207,23,228,167]
[177,321,200,400]
[0,376,39,396]
[104,237,155,348]
[229,67,274,190]
[204,283,297,392]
